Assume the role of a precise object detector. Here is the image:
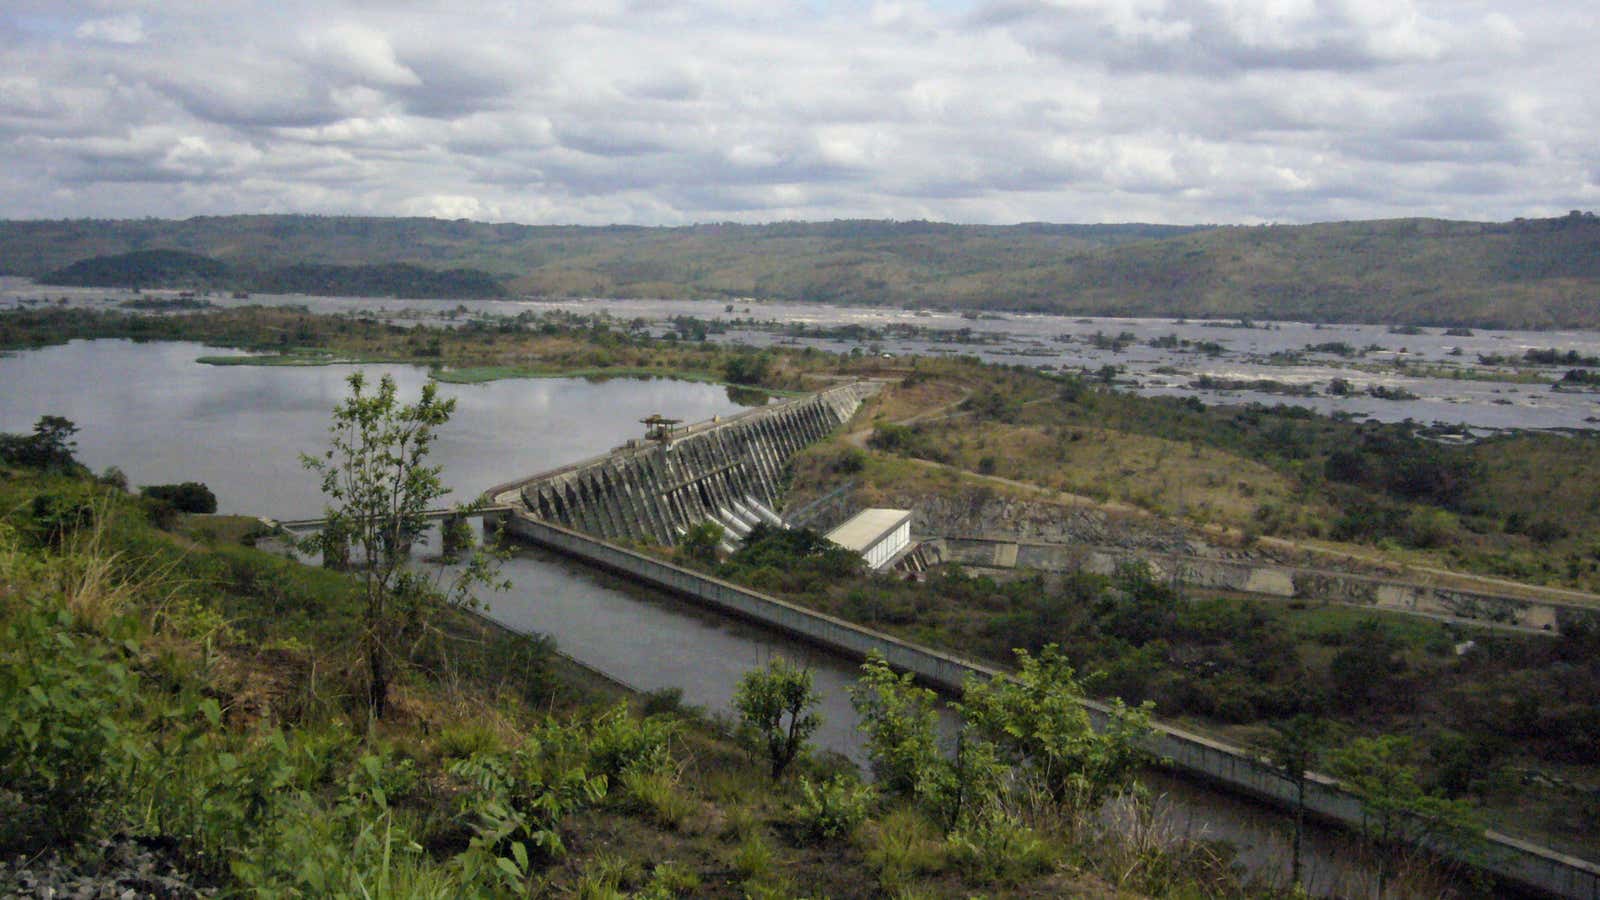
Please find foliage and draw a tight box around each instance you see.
[945,806,1053,885]
[0,415,81,471]
[1326,734,1482,892]
[676,520,723,565]
[1260,714,1331,888]
[301,372,502,720]
[450,738,609,889]
[849,652,942,797]
[733,656,821,779]
[140,481,218,514]
[960,644,1153,813]
[38,249,505,298]
[795,774,875,842]
[722,352,771,386]
[718,523,864,594]
[0,595,144,850]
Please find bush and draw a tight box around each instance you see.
[140,482,218,514]
[0,597,144,850]
[795,774,874,843]
[31,489,98,547]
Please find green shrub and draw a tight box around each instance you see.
[619,767,695,830]
[795,774,875,843]
[140,481,218,514]
[946,807,1052,884]
[0,597,144,850]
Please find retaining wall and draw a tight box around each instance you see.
[502,511,1599,899]
[939,537,1599,635]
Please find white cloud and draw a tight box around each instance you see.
[0,0,1594,225]
[75,14,145,45]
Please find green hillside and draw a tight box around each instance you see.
[34,248,506,299]
[4,212,1599,327]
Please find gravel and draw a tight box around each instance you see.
[0,836,212,899]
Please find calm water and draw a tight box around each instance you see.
[0,338,1446,895]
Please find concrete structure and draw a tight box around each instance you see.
[826,508,912,570]
[494,382,878,547]
[934,536,1600,635]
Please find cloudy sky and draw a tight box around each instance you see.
[2,1,1596,226]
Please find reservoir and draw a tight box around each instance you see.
[0,338,1479,895]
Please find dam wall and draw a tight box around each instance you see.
[494,382,878,546]
[500,511,1600,899]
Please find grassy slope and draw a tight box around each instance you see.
[7,464,1283,898]
[4,213,1599,327]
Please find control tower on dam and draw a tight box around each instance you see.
[493,382,879,546]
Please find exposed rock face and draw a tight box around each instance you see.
[878,486,1206,555]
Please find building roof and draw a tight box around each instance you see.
[825,508,912,553]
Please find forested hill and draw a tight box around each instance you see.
[36,248,506,299]
[4,212,1599,327]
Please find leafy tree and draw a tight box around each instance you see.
[302,372,502,721]
[733,656,820,780]
[140,481,218,514]
[0,415,80,471]
[723,352,771,386]
[849,652,941,796]
[960,644,1152,812]
[1326,734,1481,894]
[1261,714,1330,889]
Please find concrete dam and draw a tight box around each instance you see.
[496,382,879,546]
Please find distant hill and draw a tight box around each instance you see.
[4,212,1598,327]
[33,247,506,299]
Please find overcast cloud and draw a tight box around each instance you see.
[1,0,1595,225]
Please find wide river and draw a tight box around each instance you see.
[0,338,1442,896]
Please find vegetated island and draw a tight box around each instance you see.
[4,210,1600,327]
[36,248,506,299]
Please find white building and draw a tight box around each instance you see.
[825,508,913,571]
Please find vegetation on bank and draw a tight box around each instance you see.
[0,433,1369,898]
[37,248,506,299]
[696,517,1597,860]
[4,212,1600,327]
[0,306,851,396]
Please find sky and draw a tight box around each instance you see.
[2,0,1596,226]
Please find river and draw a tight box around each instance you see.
[0,338,1452,896]
[9,275,1600,432]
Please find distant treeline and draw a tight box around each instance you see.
[6,211,1600,327]
[38,249,505,299]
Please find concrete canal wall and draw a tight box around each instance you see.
[499,511,1599,898]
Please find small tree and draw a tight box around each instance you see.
[733,656,820,780]
[961,644,1152,813]
[850,651,941,797]
[302,372,501,721]
[677,520,723,566]
[1327,734,1480,894]
[1261,714,1330,889]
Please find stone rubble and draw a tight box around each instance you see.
[0,837,211,899]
